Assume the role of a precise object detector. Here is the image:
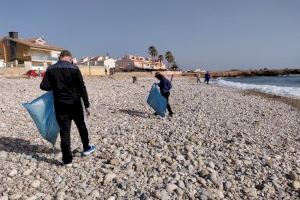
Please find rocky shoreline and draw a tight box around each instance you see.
[242,90,300,111]
[0,76,299,199]
[210,68,300,78]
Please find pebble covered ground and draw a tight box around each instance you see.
[0,76,299,200]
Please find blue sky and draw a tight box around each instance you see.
[1,0,300,70]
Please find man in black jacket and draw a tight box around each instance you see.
[40,50,95,165]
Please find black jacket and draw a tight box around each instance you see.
[40,60,90,108]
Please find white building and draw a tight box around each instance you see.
[77,57,91,65]
[104,58,116,69]
[0,59,5,68]
[77,55,116,69]
[72,58,78,64]
[194,69,207,73]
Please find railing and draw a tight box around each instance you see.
[31,55,58,61]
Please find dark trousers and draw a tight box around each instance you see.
[161,92,173,114]
[205,78,210,84]
[55,101,89,164]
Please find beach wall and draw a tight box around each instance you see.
[0,66,107,77]
[78,65,106,76]
[0,67,27,77]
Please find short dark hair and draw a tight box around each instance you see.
[59,50,72,58]
[155,72,163,79]
[154,72,161,77]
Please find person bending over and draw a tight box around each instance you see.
[154,72,174,116]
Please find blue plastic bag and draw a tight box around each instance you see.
[147,84,167,117]
[22,91,59,145]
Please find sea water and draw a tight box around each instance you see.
[215,75,300,98]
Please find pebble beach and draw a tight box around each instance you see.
[0,75,299,200]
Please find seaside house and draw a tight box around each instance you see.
[90,56,103,66]
[78,55,114,66]
[116,54,166,71]
[77,56,91,65]
[77,55,116,75]
[0,32,63,70]
[76,55,116,76]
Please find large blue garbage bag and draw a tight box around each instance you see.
[147,84,167,117]
[22,91,59,145]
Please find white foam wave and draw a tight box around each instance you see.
[216,79,300,98]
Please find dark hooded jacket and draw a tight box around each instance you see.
[158,76,172,94]
[40,60,89,108]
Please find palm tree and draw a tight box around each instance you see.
[148,46,158,69]
[158,54,164,69]
[171,62,179,71]
[165,51,174,69]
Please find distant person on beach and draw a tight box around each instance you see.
[155,72,174,116]
[37,68,41,77]
[132,76,137,83]
[105,68,107,75]
[40,50,95,166]
[205,71,211,84]
[196,73,201,83]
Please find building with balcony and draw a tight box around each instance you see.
[116,54,166,71]
[0,32,64,70]
[77,55,116,68]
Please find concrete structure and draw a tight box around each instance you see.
[116,54,166,71]
[0,32,64,70]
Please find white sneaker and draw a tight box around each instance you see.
[64,163,73,167]
[83,145,96,156]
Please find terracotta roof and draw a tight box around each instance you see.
[3,37,64,51]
